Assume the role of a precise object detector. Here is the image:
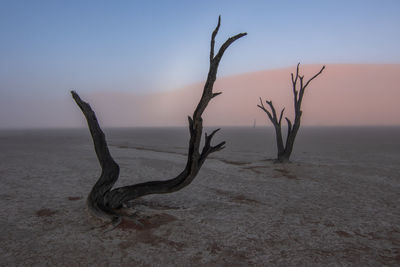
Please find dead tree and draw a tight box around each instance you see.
[72,16,246,223]
[258,63,325,162]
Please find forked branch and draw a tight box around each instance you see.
[257,98,285,126]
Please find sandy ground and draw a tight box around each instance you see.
[0,128,399,266]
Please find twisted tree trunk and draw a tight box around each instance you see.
[72,16,246,222]
[258,63,325,162]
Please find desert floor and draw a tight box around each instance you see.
[0,127,399,266]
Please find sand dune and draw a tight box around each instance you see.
[1,64,398,129]
[87,64,400,127]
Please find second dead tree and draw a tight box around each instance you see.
[258,63,325,162]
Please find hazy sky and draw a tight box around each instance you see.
[1,0,399,94]
[0,1,399,128]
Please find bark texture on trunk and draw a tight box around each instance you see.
[258,63,325,162]
[72,16,246,222]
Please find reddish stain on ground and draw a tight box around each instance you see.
[68,196,82,201]
[118,213,177,231]
[336,231,353,238]
[117,213,184,250]
[274,168,297,179]
[232,194,262,205]
[36,209,58,217]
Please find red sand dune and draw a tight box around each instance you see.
[89,64,400,127]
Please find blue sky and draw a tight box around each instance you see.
[0,0,399,96]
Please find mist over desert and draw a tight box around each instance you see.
[3,64,398,129]
[91,64,400,127]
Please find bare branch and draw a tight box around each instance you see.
[200,128,224,157]
[303,65,326,90]
[199,128,226,164]
[210,141,226,153]
[257,105,273,122]
[208,128,220,138]
[210,16,221,62]
[265,100,278,123]
[212,92,222,98]
[296,75,304,110]
[291,63,300,90]
[278,108,285,125]
[291,63,300,85]
[194,19,246,119]
[258,97,265,109]
[213,32,247,64]
[71,91,114,169]
[257,97,273,122]
[298,65,325,109]
[291,63,300,106]
[299,75,304,90]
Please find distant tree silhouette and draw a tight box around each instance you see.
[258,63,325,162]
[71,16,246,225]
